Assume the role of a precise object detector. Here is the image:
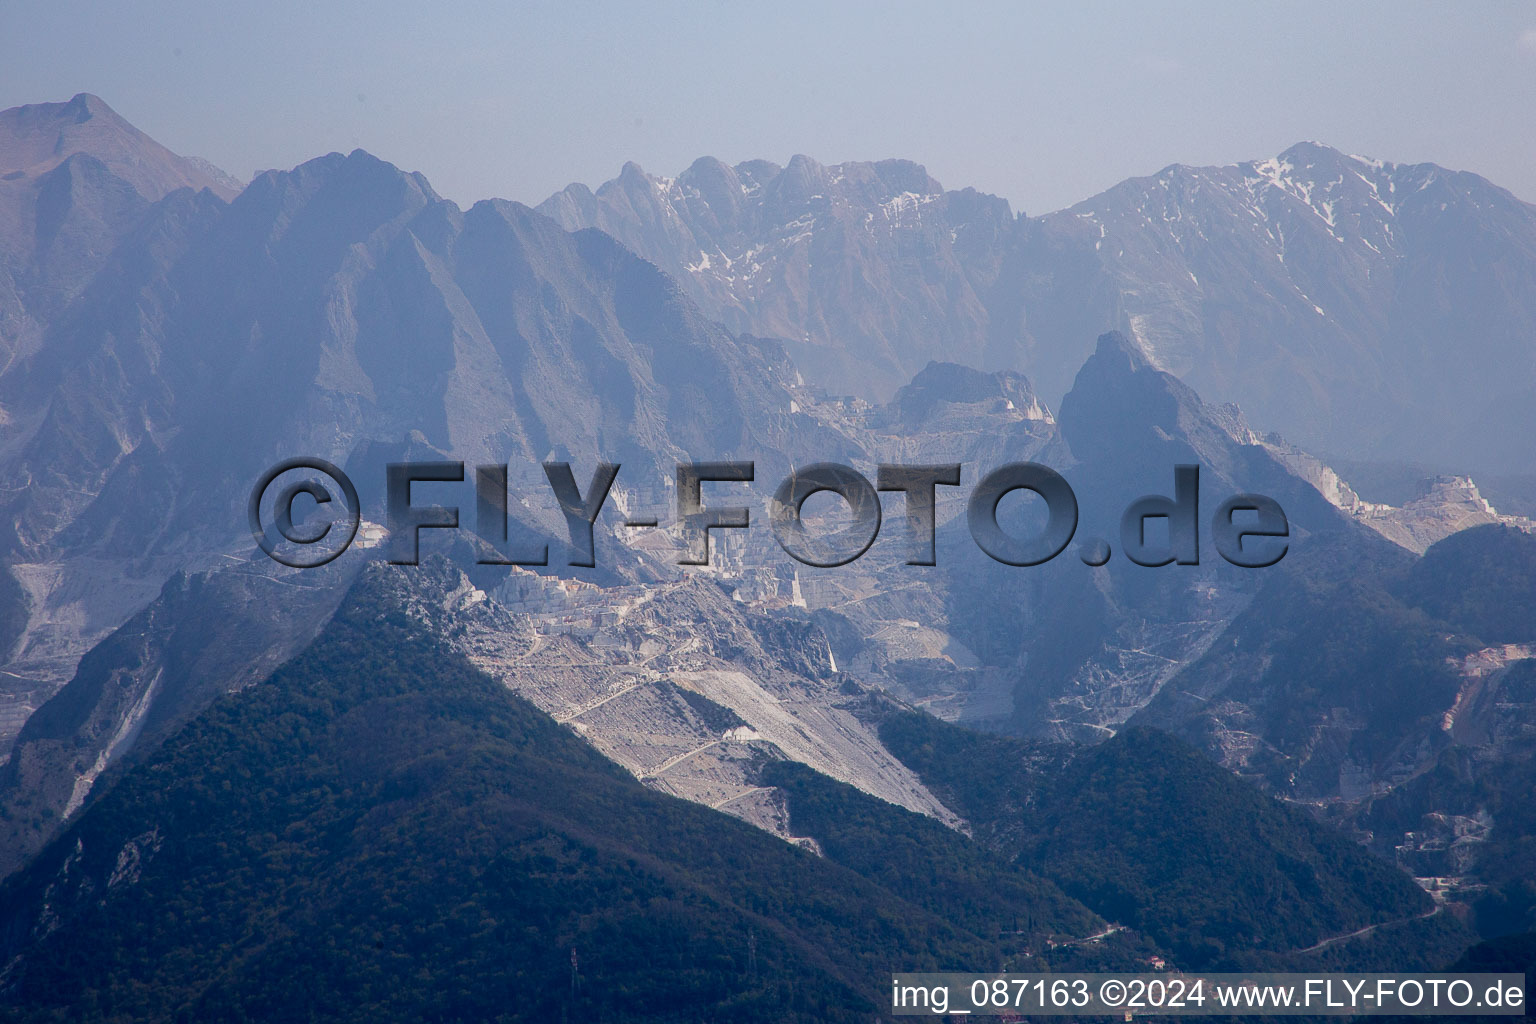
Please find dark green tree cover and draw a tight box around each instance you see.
[1450,929,1536,974]
[1118,534,1474,798]
[0,571,1096,1023]
[879,712,1430,969]
[1160,561,1471,791]
[761,761,1102,949]
[1397,524,1536,646]
[1142,527,1534,798]
[1022,728,1430,967]
[1374,932,1536,1024]
[1359,735,1536,940]
[1273,907,1477,975]
[1466,749,1536,939]
[1362,526,1536,947]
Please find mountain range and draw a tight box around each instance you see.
[0,93,1533,1014]
[541,144,1536,473]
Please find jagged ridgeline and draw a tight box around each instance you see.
[541,148,1536,473]
[1,92,1534,1014]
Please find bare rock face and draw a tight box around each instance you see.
[539,155,1009,401]
[0,95,249,765]
[0,93,241,202]
[436,564,963,841]
[0,142,851,737]
[0,94,240,371]
[1346,477,1536,554]
[0,559,356,878]
[1264,446,1536,554]
[872,361,1052,432]
[546,144,1536,473]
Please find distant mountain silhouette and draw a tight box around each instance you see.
[544,145,1536,472]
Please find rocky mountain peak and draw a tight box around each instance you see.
[871,360,1052,433]
[616,159,650,185]
[1089,328,1154,373]
[1057,330,1279,491]
[677,154,738,192]
[541,141,1536,472]
[62,91,110,122]
[0,93,241,201]
[242,148,438,207]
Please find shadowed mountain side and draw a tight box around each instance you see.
[876,711,1434,970]
[3,150,855,563]
[0,564,1113,1022]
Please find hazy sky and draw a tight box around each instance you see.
[4,1,1535,214]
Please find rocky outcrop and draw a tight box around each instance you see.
[546,144,1536,473]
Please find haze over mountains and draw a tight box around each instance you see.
[0,95,240,378]
[0,93,1533,1011]
[542,144,1536,474]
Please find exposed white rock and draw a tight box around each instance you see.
[1265,440,1536,554]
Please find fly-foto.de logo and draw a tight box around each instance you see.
[249,459,1289,571]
